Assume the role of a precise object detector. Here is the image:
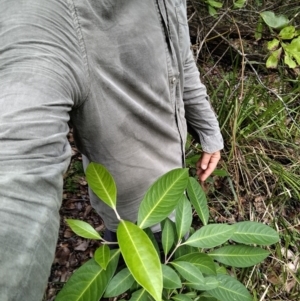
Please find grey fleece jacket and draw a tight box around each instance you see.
[0,0,223,300]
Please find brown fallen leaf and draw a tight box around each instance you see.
[54,246,71,266]
[74,239,89,251]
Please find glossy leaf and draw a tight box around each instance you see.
[260,11,289,29]
[175,195,193,239]
[184,224,235,248]
[137,168,188,229]
[86,162,117,210]
[129,289,149,301]
[117,220,162,301]
[209,245,270,267]
[171,261,205,283]
[185,276,219,291]
[66,219,101,240]
[162,264,181,289]
[55,250,119,301]
[208,274,252,301]
[187,177,209,225]
[104,268,135,297]
[231,221,279,245]
[172,295,193,301]
[175,253,216,275]
[162,218,175,255]
[94,245,110,269]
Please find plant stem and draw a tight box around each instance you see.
[165,240,182,264]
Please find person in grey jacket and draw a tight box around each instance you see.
[0,0,223,300]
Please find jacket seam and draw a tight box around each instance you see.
[67,0,91,107]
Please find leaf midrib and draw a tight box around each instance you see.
[139,173,185,228]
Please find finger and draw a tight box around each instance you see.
[197,152,221,182]
[198,160,218,182]
[196,152,211,170]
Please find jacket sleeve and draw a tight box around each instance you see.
[0,1,88,300]
[183,49,224,153]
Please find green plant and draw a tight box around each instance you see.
[259,11,300,69]
[194,0,247,17]
[56,163,279,301]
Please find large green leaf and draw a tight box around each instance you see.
[94,245,110,269]
[175,195,193,239]
[187,177,209,225]
[209,245,270,267]
[185,276,219,291]
[129,289,149,301]
[171,261,205,283]
[184,224,235,248]
[86,162,117,210]
[137,168,189,229]
[208,274,252,301]
[117,220,162,301]
[260,11,289,29]
[175,253,216,275]
[162,218,175,256]
[55,250,120,301]
[66,219,102,240]
[231,221,279,245]
[162,264,182,289]
[104,268,135,297]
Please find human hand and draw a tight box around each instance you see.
[196,151,221,182]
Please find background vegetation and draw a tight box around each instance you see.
[186,0,300,300]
